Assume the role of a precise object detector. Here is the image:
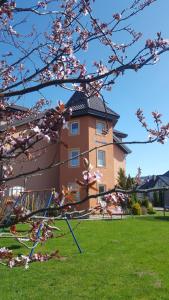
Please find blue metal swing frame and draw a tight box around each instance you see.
[29,192,82,258]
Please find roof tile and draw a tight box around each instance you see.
[66,91,119,125]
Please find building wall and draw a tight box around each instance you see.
[59,116,89,210]
[5,115,128,212]
[6,126,60,193]
[59,115,121,210]
[113,145,126,185]
[88,117,114,208]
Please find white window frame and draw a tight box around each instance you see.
[69,149,80,167]
[97,150,106,167]
[69,121,79,136]
[96,121,106,135]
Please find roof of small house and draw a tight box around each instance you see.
[139,171,169,189]
[163,171,169,177]
[66,91,120,126]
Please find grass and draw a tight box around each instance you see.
[1,215,169,299]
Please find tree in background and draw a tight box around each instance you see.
[117,168,135,189]
[116,168,137,210]
[116,168,127,189]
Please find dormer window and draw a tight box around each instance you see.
[70,121,79,135]
[96,121,106,135]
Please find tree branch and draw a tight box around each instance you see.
[0,0,7,7]
[1,46,169,98]
[0,138,157,183]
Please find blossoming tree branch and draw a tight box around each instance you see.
[0,0,168,184]
[0,0,169,268]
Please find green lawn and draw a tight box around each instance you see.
[1,215,169,300]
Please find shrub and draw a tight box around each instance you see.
[141,196,149,208]
[124,194,137,210]
[147,202,156,214]
[132,202,141,215]
[130,193,138,205]
[141,206,148,215]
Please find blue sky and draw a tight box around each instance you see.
[12,1,169,177]
[92,0,169,177]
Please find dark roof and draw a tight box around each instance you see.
[158,175,169,186]
[113,134,131,154]
[0,104,30,132]
[139,172,169,189]
[139,176,156,189]
[0,112,44,132]
[163,171,169,177]
[66,92,130,154]
[113,129,128,139]
[66,91,119,126]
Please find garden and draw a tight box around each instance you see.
[1,215,169,300]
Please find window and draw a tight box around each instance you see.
[99,184,106,195]
[70,121,79,135]
[97,150,106,167]
[96,121,105,135]
[69,149,80,167]
[9,186,24,197]
[68,183,80,201]
[98,184,106,205]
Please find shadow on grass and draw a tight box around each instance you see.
[8,245,21,250]
[135,215,169,222]
[0,228,29,233]
[15,229,30,233]
[102,218,123,222]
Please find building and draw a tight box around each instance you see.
[138,171,169,206]
[0,91,131,210]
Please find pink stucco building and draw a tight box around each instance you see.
[0,92,131,210]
